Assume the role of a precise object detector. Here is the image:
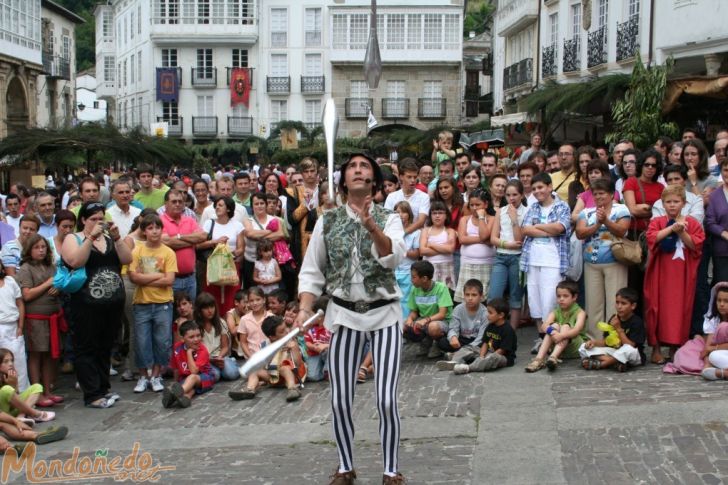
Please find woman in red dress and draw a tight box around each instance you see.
[644,185,705,364]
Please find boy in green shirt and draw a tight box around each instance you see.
[404,260,453,358]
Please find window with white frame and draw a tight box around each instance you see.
[2,0,41,49]
[305,8,322,47]
[104,56,115,82]
[628,0,640,17]
[198,0,210,24]
[304,99,321,125]
[130,98,136,125]
[232,104,248,117]
[386,14,405,49]
[197,95,214,116]
[332,14,347,49]
[270,54,288,76]
[386,80,406,116]
[196,48,213,78]
[117,20,121,43]
[137,51,142,82]
[350,80,368,98]
[62,34,70,60]
[137,96,143,127]
[130,54,135,85]
[270,100,288,126]
[162,49,178,67]
[422,80,443,116]
[549,13,558,46]
[211,0,224,24]
[598,0,608,28]
[423,80,442,99]
[304,54,322,76]
[232,49,248,67]
[349,14,368,50]
[124,16,128,44]
[571,3,581,38]
[162,101,179,121]
[168,0,180,24]
[130,10,135,38]
[443,15,459,49]
[182,0,195,24]
[423,14,442,50]
[407,14,422,49]
[138,5,142,32]
[102,10,113,37]
[270,8,287,47]
[123,100,128,127]
[123,59,127,87]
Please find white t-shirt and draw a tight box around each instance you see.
[199,202,249,229]
[527,203,560,269]
[0,276,21,324]
[384,189,431,221]
[5,215,21,237]
[203,218,244,252]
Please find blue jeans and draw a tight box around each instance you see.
[306,350,328,382]
[488,253,523,308]
[209,357,240,381]
[173,274,197,301]
[133,302,173,370]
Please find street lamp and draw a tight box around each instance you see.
[77,102,85,112]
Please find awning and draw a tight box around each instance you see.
[459,128,505,149]
[490,112,534,127]
[663,75,728,114]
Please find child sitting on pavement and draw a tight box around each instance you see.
[304,298,331,382]
[403,260,453,359]
[225,290,247,358]
[579,287,646,372]
[237,287,274,360]
[163,321,215,409]
[228,316,306,402]
[436,279,488,354]
[0,349,55,425]
[438,298,517,374]
[266,289,288,317]
[173,292,194,346]
[526,280,587,372]
[0,410,68,451]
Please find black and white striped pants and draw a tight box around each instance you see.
[328,323,402,475]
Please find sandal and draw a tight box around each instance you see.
[357,366,368,383]
[85,398,114,409]
[48,395,64,404]
[546,356,561,371]
[228,387,256,401]
[33,411,55,423]
[701,367,725,381]
[17,417,35,427]
[36,398,55,408]
[582,358,602,370]
[525,358,545,373]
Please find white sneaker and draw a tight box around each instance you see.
[133,376,149,393]
[120,369,135,382]
[436,360,457,371]
[150,376,164,392]
[453,364,470,375]
[531,338,543,355]
[109,366,118,376]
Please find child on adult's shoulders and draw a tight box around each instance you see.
[525,280,587,372]
[162,321,215,409]
[579,287,645,372]
[229,316,306,402]
[437,298,517,374]
[403,260,453,359]
[436,279,488,354]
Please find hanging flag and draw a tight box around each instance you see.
[230,67,252,108]
[367,108,378,130]
[156,68,179,102]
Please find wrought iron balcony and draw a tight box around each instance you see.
[345,98,372,119]
[192,116,218,136]
[382,98,410,119]
[465,85,481,100]
[418,98,446,119]
[228,116,253,136]
[267,76,290,94]
[563,36,581,73]
[542,43,557,78]
[191,68,217,87]
[301,76,325,94]
[617,15,640,61]
[157,116,183,136]
[43,52,70,80]
[587,26,608,68]
[503,58,533,91]
[226,67,254,86]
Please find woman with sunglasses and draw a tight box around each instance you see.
[61,202,132,408]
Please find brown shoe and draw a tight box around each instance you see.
[328,469,356,485]
[382,472,406,484]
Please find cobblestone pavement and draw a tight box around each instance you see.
[5,327,728,484]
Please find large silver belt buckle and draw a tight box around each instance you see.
[354,301,370,313]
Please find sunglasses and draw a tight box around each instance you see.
[643,163,658,168]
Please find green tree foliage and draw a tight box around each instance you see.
[54,0,96,71]
[463,0,494,37]
[606,54,679,149]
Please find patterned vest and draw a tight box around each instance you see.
[323,205,397,297]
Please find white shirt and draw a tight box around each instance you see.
[203,218,243,252]
[298,204,406,333]
[0,276,21,324]
[107,204,142,239]
[652,190,705,224]
[5,215,20,237]
[384,189,431,221]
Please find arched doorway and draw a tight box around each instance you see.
[6,77,29,135]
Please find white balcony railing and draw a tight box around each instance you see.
[496,0,539,37]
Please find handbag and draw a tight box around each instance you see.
[611,237,642,266]
[207,244,240,287]
[195,220,215,263]
[52,235,87,293]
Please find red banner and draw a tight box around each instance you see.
[230,68,251,108]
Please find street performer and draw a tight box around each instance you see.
[296,153,406,485]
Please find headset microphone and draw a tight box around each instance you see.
[364,178,372,184]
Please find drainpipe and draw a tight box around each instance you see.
[536,0,542,87]
[648,0,655,66]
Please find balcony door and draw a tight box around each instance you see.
[386,80,406,117]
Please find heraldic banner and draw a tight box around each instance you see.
[156,68,179,102]
[230,67,251,107]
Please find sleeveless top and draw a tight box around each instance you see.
[497,205,527,255]
[73,235,125,307]
[424,229,453,264]
[460,217,495,264]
